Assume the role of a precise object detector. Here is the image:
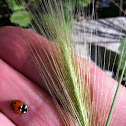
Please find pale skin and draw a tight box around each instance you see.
[0,26,126,126]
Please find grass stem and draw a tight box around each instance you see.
[106,61,126,126]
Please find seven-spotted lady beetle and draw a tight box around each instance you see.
[10,100,29,114]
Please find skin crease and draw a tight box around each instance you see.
[0,26,126,125]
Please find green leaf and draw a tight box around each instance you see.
[62,1,76,12]
[77,0,92,7]
[33,0,41,7]
[10,11,33,27]
[118,38,126,76]
[7,0,26,11]
[62,1,74,25]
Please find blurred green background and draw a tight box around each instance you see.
[0,0,126,27]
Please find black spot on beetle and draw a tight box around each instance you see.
[18,106,22,111]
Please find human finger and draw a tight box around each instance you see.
[0,59,73,126]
